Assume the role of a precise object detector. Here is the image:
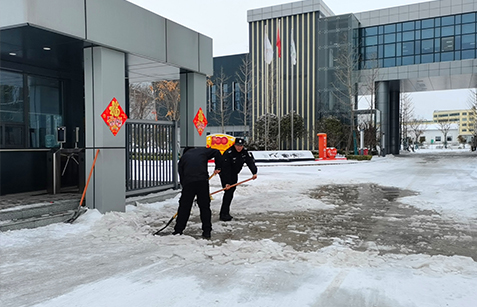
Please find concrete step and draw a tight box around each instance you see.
[0,189,180,232]
[0,199,80,231]
[0,210,77,231]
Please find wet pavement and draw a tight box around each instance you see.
[169,183,477,261]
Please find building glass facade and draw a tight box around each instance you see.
[360,12,477,69]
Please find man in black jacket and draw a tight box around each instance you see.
[174,147,222,239]
[219,138,257,221]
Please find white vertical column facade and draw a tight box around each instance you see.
[180,72,208,147]
[84,46,126,213]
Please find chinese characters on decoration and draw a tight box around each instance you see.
[193,107,208,136]
[101,97,128,136]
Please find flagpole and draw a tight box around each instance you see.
[277,20,281,150]
[290,27,295,150]
[265,24,268,151]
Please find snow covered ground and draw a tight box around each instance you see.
[1,149,476,307]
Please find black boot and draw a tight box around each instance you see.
[202,230,211,239]
[220,214,233,222]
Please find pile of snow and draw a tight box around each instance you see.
[1,149,476,307]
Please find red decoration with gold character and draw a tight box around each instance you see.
[101,97,128,136]
[193,108,208,136]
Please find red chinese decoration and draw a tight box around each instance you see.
[193,108,208,136]
[101,97,128,136]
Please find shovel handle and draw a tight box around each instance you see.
[79,149,100,207]
[210,177,254,196]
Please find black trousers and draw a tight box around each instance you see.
[174,180,211,233]
[220,173,238,217]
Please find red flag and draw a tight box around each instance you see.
[276,27,281,58]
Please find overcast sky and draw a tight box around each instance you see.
[127,0,472,120]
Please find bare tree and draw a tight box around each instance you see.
[359,53,380,110]
[235,54,255,138]
[408,117,426,146]
[437,119,454,148]
[468,89,477,149]
[332,32,360,154]
[129,83,155,120]
[208,68,232,133]
[400,93,414,150]
[152,80,180,121]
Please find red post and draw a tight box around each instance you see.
[317,133,327,159]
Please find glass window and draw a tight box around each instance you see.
[441,51,454,61]
[28,76,63,148]
[384,44,396,57]
[455,51,461,60]
[441,37,454,51]
[402,56,414,65]
[383,58,396,67]
[397,23,402,32]
[421,54,433,63]
[462,13,476,23]
[365,46,378,60]
[365,36,378,45]
[421,18,434,28]
[455,35,462,50]
[415,30,421,40]
[396,32,402,42]
[422,28,434,39]
[0,71,25,148]
[379,34,385,44]
[435,17,441,27]
[421,39,434,53]
[435,27,441,37]
[402,21,414,31]
[415,55,421,64]
[462,23,475,34]
[434,38,441,52]
[442,16,454,26]
[365,27,378,36]
[397,43,402,56]
[442,26,454,36]
[415,41,421,54]
[403,31,414,41]
[0,71,24,124]
[211,85,216,103]
[384,33,396,43]
[435,136,441,142]
[402,41,414,55]
[462,49,475,59]
[384,24,396,33]
[234,83,241,111]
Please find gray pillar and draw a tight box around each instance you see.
[84,47,126,213]
[389,83,401,155]
[180,72,207,147]
[376,81,389,155]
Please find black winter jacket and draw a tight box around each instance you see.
[220,146,257,185]
[178,147,222,187]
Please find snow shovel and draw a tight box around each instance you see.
[65,149,100,223]
[209,177,254,196]
[153,172,218,235]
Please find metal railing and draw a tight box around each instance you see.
[126,120,178,196]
